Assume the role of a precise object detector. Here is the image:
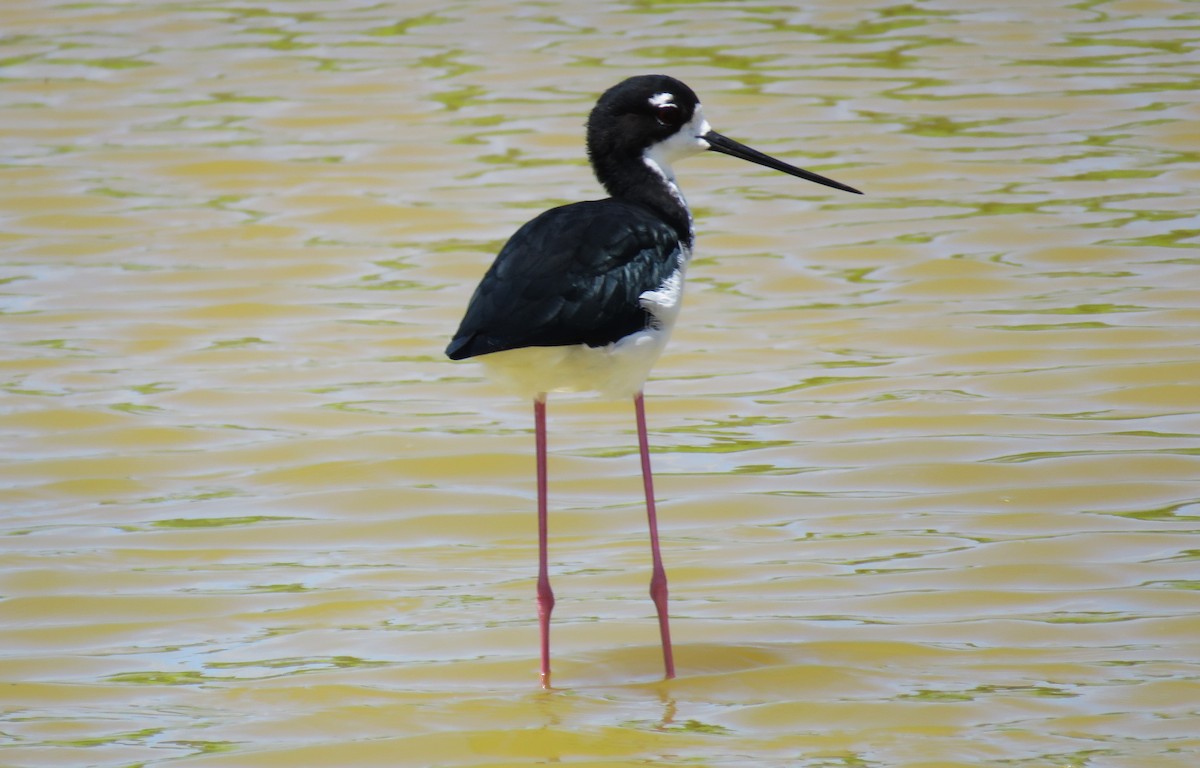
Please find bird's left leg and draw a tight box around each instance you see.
[534,394,555,688]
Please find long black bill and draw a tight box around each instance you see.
[703,130,862,195]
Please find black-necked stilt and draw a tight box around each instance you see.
[447,74,861,687]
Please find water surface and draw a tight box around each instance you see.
[2,1,1199,766]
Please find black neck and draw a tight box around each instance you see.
[593,155,694,248]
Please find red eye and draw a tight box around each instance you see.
[654,103,682,127]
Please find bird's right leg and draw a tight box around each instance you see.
[634,391,675,680]
[534,394,555,688]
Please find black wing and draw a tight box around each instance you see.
[446,199,682,360]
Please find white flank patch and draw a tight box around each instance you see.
[639,267,683,319]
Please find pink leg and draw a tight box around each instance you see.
[634,391,675,679]
[534,395,555,688]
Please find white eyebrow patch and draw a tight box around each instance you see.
[649,92,675,107]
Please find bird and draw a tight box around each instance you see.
[446,74,861,688]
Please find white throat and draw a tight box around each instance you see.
[642,105,711,217]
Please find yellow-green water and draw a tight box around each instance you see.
[2,1,1199,766]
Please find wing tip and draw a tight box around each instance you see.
[445,336,473,360]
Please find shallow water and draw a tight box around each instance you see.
[2,0,1199,766]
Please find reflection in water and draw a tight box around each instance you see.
[1,0,1198,766]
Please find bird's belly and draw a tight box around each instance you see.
[477,323,676,401]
